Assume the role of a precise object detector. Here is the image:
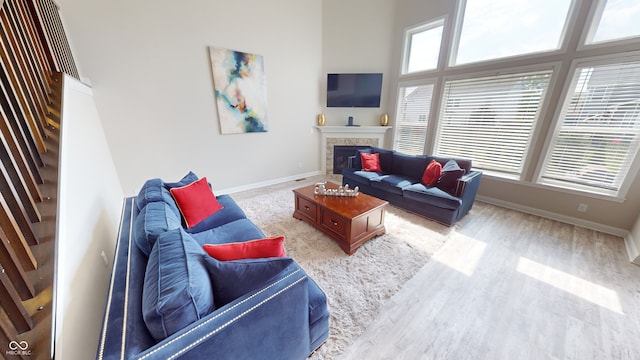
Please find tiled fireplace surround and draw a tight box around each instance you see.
[316,126,391,175]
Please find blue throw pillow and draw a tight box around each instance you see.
[142,228,214,341]
[370,146,394,173]
[392,153,429,180]
[164,171,199,189]
[136,172,199,211]
[133,202,182,256]
[436,159,465,195]
[203,256,297,308]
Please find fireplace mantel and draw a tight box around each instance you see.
[316,126,392,174]
[315,125,391,135]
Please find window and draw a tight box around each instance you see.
[587,0,640,44]
[403,19,444,74]
[393,83,434,155]
[393,0,640,200]
[453,0,573,65]
[538,57,640,197]
[435,70,552,177]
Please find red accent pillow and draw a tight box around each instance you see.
[170,177,223,228]
[361,152,382,172]
[203,236,286,261]
[422,159,442,186]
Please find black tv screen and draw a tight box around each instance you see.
[327,73,382,108]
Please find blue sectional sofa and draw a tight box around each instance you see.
[97,172,329,360]
[342,147,482,225]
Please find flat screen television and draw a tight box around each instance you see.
[326,73,383,108]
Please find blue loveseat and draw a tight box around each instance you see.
[96,173,329,359]
[342,147,482,225]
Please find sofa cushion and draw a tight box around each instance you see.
[190,218,266,246]
[203,256,297,308]
[370,174,414,195]
[135,178,183,218]
[392,152,429,180]
[370,146,394,173]
[202,236,286,261]
[170,177,224,228]
[136,178,164,211]
[133,201,182,256]
[403,183,463,210]
[361,152,382,172]
[422,159,442,186]
[436,160,465,195]
[142,228,214,341]
[185,194,248,233]
[342,168,383,186]
[136,171,199,211]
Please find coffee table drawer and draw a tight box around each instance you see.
[296,197,317,221]
[321,209,346,236]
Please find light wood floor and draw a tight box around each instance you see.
[339,200,640,360]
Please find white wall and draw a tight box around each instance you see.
[55,76,124,360]
[57,0,323,194]
[321,0,398,134]
[627,216,640,264]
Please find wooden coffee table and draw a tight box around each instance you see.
[292,182,388,255]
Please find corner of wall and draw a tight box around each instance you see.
[624,233,640,266]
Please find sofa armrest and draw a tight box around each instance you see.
[455,170,483,217]
[347,155,357,169]
[134,268,311,360]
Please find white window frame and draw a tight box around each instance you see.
[579,0,640,50]
[449,0,577,67]
[535,52,640,200]
[401,17,445,75]
[392,79,437,155]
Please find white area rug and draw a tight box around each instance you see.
[232,178,450,359]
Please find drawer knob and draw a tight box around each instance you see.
[331,219,338,226]
[304,206,310,211]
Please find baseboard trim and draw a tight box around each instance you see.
[217,171,322,195]
[624,233,640,265]
[476,195,628,238]
[478,195,640,266]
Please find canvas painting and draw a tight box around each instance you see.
[209,46,269,134]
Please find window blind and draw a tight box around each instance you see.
[539,59,640,195]
[393,84,434,155]
[435,70,552,176]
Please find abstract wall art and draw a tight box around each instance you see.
[209,46,269,134]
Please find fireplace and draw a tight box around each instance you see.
[315,126,392,174]
[333,145,370,174]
